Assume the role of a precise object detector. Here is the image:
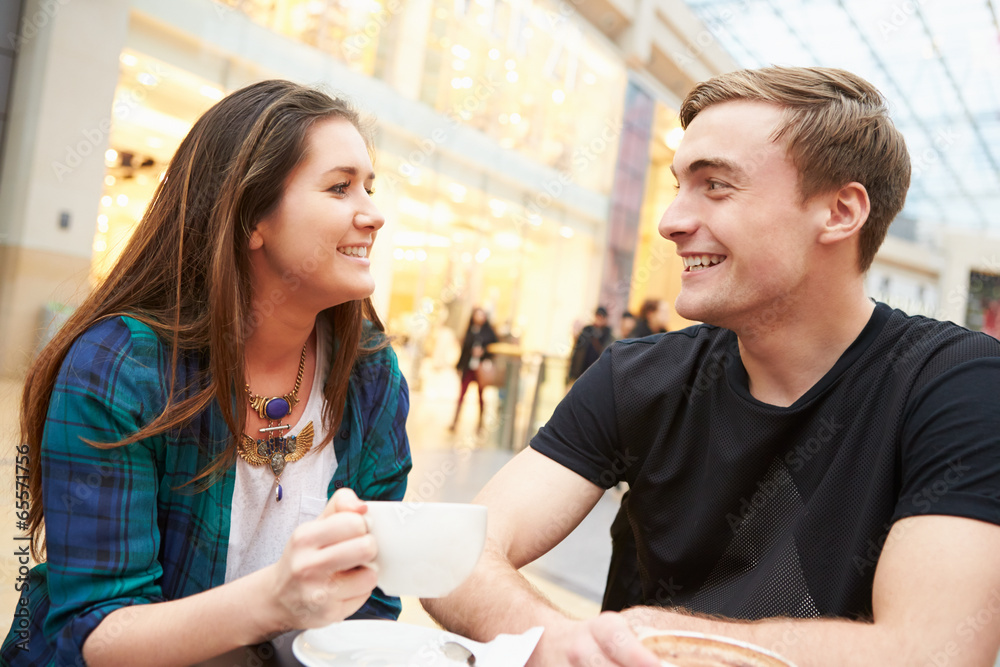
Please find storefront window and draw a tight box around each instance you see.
[94,48,603,370]
[416,0,626,193]
[218,0,391,75]
[221,0,627,195]
[92,51,218,280]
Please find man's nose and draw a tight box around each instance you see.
[658,194,697,240]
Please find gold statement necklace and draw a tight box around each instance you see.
[237,342,314,502]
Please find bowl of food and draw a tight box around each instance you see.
[640,631,797,667]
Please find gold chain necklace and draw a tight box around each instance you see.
[237,341,314,502]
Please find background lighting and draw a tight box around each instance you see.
[199,85,224,101]
[665,127,685,151]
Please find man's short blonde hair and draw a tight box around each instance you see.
[680,66,910,272]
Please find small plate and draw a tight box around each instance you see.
[292,620,466,667]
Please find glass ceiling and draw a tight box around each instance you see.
[681,0,1000,241]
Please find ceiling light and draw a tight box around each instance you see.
[104,175,116,186]
[97,215,109,233]
[488,48,500,60]
[116,194,129,206]
[120,53,138,67]
[560,226,575,239]
[552,89,565,104]
[101,196,112,207]
[509,113,521,124]
[105,149,118,163]
[506,71,518,83]
[137,73,158,86]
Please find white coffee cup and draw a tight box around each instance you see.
[363,501,487,598]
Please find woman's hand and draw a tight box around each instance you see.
[260,488,379,633]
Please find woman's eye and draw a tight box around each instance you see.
[329,182,349,195]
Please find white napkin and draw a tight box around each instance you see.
[436,626,544,667]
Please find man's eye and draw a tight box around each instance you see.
[706,180,727,191]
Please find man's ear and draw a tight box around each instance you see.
[818,182,870,245]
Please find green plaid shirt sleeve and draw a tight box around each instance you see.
[3,317,412,666]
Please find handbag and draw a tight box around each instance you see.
[475,358,505,387]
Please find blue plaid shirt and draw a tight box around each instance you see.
[2,316,411,666]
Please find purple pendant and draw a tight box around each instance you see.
[275,484,283,502]
[264,397,291,421]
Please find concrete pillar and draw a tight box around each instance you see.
[0,0,130,378]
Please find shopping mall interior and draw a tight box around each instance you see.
[0,0,998,662]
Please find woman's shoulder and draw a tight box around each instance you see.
[351,324,404,394]
[66,315,168,371]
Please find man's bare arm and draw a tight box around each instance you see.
[422,448,659,664]
[583,515,1000,667]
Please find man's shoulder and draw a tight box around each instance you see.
[610,323,732,380]
[882,307,1000,363]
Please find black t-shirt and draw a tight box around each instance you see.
[531,304,1000,620]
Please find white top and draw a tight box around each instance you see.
[225,319,336,583]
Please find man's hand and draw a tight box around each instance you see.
[529,613,659,667]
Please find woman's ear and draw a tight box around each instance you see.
[248,227,264,250]
[818,181,870,245]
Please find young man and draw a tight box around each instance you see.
[567,306,614,384]
[423,67,1000,666]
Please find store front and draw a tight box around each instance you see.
[91,9,620,367]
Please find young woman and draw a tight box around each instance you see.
[450,307,498,432]
[2,80,411,666]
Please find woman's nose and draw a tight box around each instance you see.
[356,200,385,231]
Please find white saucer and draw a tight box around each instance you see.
[292,620,462,667]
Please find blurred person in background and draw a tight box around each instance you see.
[630,298,669,337]
[619,311,637,339]
[566,306,613,385]
[424,66,1000,666]
[2,80,411,666]
[450,307,498,432]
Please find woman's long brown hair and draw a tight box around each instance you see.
[22,80,387,561]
